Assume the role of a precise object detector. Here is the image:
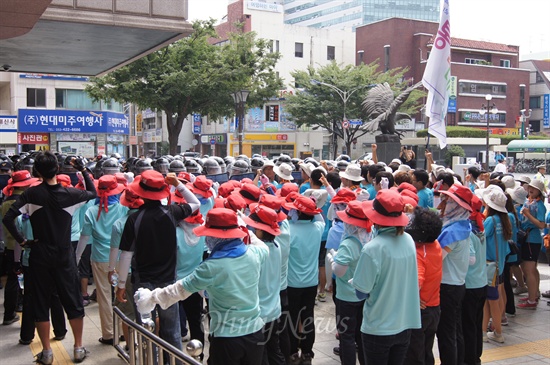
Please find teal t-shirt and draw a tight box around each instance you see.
[353,227,420,335]
[334,236,363,303]
[465,231,487,289]
[520,199,546,244]
[417,187,434,208]
[287,218,325,288]
[175,225,205,280]
[484,215,511,275]
[276,219,291,291]
[299,181,311,194]
[440,235,470,286]
[181,244,268,337]
[258,240,282,322]
[82,203,128,263]
[365,183,376,201]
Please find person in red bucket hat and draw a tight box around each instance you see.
[282,195,325,364]
[75,174,126,346]
[133,207,270,365]
[327,201,372,365]
[235,182,263,207]
[276,182,299,198]
[240,205,287,364]
[433,184,475,364]
[107,185,144,349]
[1,170,40,329]
[353,189,420,365]
[114,170,200,361]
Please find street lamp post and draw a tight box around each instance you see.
[479,94,498,170]
[310,79,374,159]
[231,90,250,156]
[520,108,532,139]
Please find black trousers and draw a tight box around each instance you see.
[208,330,264,365]
[262,319,286,365]
[436,284,465,365]
[404,306,440,365]
[277,289,290,363]
[287,285,317,356]
[20,265,67,341]
[461,286,487,365]
[179,292,205,346]
[2,249,19,321]
[337,299,365,365]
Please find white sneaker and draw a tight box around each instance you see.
[35,350,53,365]
[513,286,528,295]
[487,331,505,343]
[74,347,89,363]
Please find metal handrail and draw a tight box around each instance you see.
[113,306,202,365]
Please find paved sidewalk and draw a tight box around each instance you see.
[1,265,549,364]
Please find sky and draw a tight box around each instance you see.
[188,0,550,59]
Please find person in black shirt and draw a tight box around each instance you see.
[2,152,96,364]
[115,170,199,362]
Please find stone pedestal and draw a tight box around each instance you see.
[374,134,402,164]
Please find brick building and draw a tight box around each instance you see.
[356,17,530,133]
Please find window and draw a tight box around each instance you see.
[465,58,484,65]
[529,96,541,109]
[269,40,274,53]
[275,40,279,53]
[55,89,122,111]
[458,81,507,96]
[327,46,335,60]
[536,72,544,83]
[295,42,303,58]
[500,59,510,68]
[27,88,46,107]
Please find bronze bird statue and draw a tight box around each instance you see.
[361,81,422,136]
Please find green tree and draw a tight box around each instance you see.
[444,145,465,167]
[284,61,423,157]
[86,20,282,154]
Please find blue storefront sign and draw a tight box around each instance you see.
[193,114,202,134]
[18,109,129,134]
[447,98,457,113]
[544,94,549,128]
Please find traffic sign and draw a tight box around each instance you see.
[210,138,216,145]
[342,120,349,129]
[349,119,363,126]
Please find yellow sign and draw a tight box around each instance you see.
[231,134,290,141]
[36,144,50,151]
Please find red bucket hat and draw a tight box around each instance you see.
[56,174,72,187]
[283,195,322,216]
[235,183,262,206]
[249,194,286,222]
[177,171,193,184]
[331,188,357,204]
[242,205,281,236]
[2,170,40,197]
[439,184,473,212]
[336,200,372,230]
[120,186,144,209]
[171,189,186,204]
[187,176,214,198]
[276,183,299,198]
[193,208,247,239]
[362,189,409,227]
[95,175,126,220]
[218,181,237,198]
[129,170,171,201]
[223,194,248,212]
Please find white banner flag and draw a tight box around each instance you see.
[422,0,451,149]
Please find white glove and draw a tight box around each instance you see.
[326,251,335,266]
[134,287,157,315]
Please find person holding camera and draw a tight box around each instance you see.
[400,146,417,169]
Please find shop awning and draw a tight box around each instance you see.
[507,139,550,152]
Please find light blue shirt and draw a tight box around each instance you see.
[441,235,470,286]
[484,215,511,275]
[82,203,128,263]
[465,231,487,289]
[276,219,291,291]
[287,217,325,288]
[325,220,344,250]
[417,187,434,208]
[521,199,546,244]
[175,225,205,280]
[334,236,363,302]
[299,181,311,194]
[353,227,420,335]
[365,183,376,201]
[258,240,282,322]
[181,244,268,337]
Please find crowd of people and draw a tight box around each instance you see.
[0,147,549,365]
